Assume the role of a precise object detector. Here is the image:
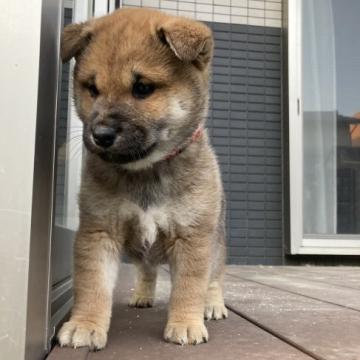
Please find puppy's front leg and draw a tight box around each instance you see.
[165,239,209,345]
[58,231,119,350]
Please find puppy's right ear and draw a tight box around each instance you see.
[61,22,93,63]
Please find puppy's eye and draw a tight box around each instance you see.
[132,81,155,99]
[85,83,99,98]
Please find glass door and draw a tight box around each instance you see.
[288,0,360,254]
[49,0,118,345]
[50,0,89,341]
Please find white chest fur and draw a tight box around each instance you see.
[138,209,159,247]
[138,206,171,248]
[120,202,169,248]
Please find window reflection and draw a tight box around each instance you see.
[302,0,360,235]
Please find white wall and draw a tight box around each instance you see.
[122,0,282,27]
[0,1,42,359]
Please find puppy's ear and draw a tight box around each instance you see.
[158,18,213,67]
[61,21,93,63]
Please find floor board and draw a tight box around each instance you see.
[272,266,360,291]
[226,267,360,312]
[224,272,360,360]
[47,265,360,360]
[228,266,360,291]
[47,347,88,360]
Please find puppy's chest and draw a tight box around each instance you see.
[122,204,171,260]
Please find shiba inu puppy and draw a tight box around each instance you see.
[58,8,227,350]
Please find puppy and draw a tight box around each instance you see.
[57,8,227,350]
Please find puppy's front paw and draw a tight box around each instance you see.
[204,303,228,320]
[58,320,107,350]
[164,321,208,345]
[128,294,154,308]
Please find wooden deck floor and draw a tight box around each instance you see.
[48,265,360,360]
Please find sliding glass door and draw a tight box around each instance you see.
[50,0,116,347]
[288,0,360,254]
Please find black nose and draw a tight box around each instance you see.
[92,126,117,148]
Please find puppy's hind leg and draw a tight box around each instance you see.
[204,278,228,321]
[128,262,157,308]
[205,233,228,321]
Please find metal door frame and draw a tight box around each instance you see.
[25,1,119,359]
[25,0,63,358]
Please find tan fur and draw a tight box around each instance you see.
[57,8,227,350]
[128,263,157,308]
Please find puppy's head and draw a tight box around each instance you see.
[61,8,213,169]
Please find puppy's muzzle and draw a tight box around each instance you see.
[92,125,117,148]
[84,111,158,164]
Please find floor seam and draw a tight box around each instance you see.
[225,304,325,360]
[226,272,360,313]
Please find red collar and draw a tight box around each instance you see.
[163,126,204,161]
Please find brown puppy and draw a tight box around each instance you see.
[57,8,227,350]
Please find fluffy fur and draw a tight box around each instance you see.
[57,8,227,350]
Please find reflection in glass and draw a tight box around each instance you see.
[302,0,360,235]
[54,5,83,231]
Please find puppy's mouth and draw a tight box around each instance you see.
[96,142,157,164]
[83,131,157,164]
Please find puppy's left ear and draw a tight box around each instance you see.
[158,18,213,68]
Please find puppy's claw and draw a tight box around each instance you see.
[128,295,154,308]
[204,303,228,321]
[164,322,208,345]
[58,320,107,350]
